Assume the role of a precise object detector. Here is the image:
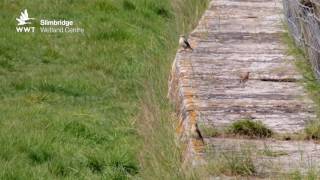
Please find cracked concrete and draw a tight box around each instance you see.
[169,0,320,177]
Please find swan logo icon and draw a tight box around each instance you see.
[16,9,35,26]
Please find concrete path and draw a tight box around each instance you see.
[169,0,320,177]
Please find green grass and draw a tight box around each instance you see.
[0,0,208,179]
[285,169,319,180]
[228,120,272,138]
[207,147,255,177]
[199,124,220,138]
[197,120,273,139]
[282,32,320,141]
[305,121,320,140]
[260,145,288,157]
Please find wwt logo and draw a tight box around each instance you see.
[16,9,36,33]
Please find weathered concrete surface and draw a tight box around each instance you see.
[168,0,320,176]
[206,138,320,175]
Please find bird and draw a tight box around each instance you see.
[179,35,193,51]
[190,123,204,144]
[239,71,250,84]
[16,9,35,26]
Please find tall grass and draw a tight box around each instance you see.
[282,32,320,140]
[0,0,208,179]
[280,30,320,179]
[136,0,208,179]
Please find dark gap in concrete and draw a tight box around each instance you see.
[260,78,298,82]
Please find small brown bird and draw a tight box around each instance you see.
[179,35,193,51]
[239,71,250,84]
[191,123,204,144]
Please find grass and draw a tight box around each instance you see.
[260,145,288,157]
[284,169,320,180]
[136,0,209,178]
[305,121,320,140]
[198,120,273,139]
[228,120,273,138]
[198,124,220,138]
[207,146,256,177]
[0,0,208,179]
[282,32,320,141]
[278,27,320,178]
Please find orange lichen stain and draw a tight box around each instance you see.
[185,94,194,103]
[184,90,194,97]
[176,117,184,134]
[189,110,197,126]
[191,138,205,153]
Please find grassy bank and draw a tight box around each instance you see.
[282,32,320,140]
[0,0,208,179]
[281,32,320,179]
[135,0,209,179]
